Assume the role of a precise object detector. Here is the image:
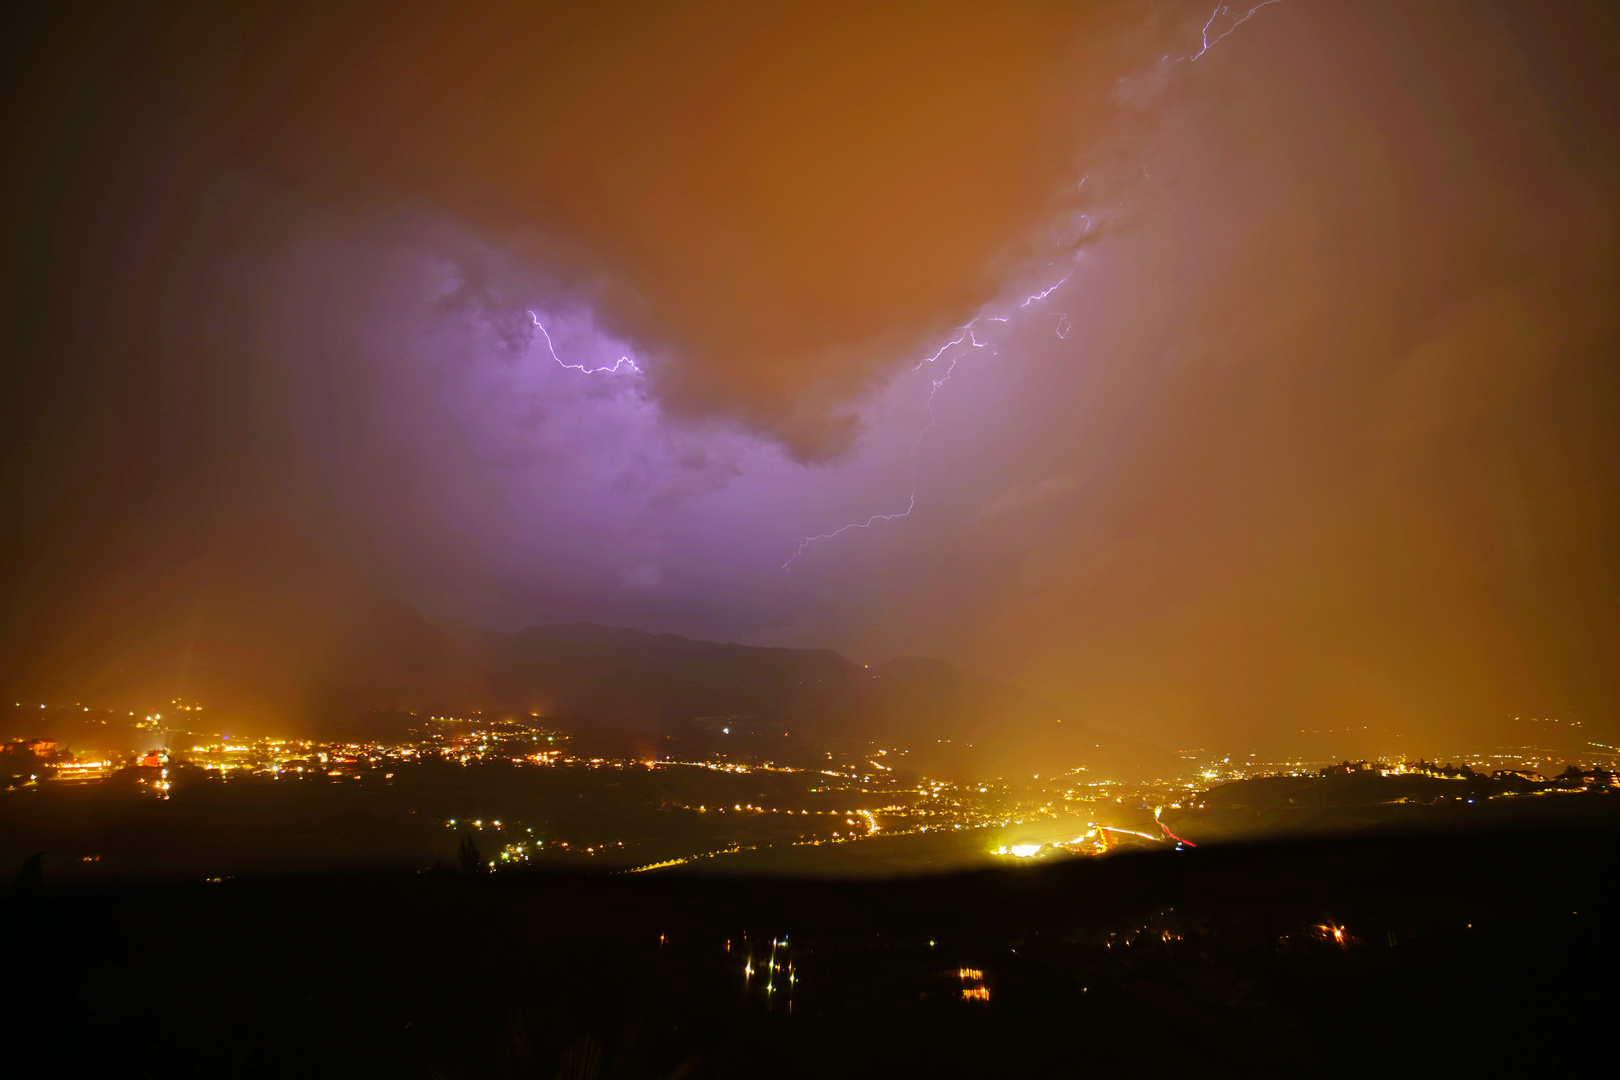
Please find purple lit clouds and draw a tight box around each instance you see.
[352,221,1093,644]
[8,1,1613,755]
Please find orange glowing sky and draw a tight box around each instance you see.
[0,1,1616,754]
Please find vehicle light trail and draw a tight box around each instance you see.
[1154,807,1197,847]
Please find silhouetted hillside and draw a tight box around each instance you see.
[0,492,1170,775]
[0,490,495,733]
[7,827,1618,1078]
[454,624,1175,778]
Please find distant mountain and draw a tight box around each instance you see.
[0,495,495,733]
[0,492,1170,776]
[452,623,1175,779]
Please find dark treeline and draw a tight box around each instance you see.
[5,827,1617,1077]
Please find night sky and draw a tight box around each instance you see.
[2,0,1617,752]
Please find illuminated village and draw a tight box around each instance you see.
[4,1,1617,1073]
[6,698,1616,881]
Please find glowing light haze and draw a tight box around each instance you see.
[1,0,1616,754]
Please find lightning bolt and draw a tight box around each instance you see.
[782,4,1284,570]
[1019,272,1072,308]
[1186,1,1283,62]
[781,313,1024,570]
[528,310,642,375]
[1020,271,1075,342]
[780,323,1003,569]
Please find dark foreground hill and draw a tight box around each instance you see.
[6,825,1616,1078]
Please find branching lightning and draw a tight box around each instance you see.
[528,310,642,375]
[781,2,1283,571]
[782,232,1089,571]
[1187,1,1282,62]
[781,316,1009,570]
[1019,273,1072,308]
[1021,272,1075,343]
